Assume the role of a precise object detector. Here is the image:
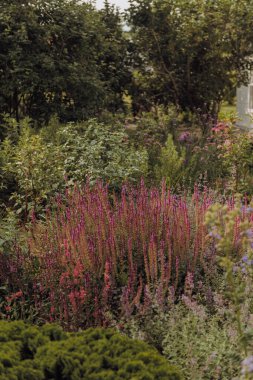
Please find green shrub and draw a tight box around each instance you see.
[126,107,181,181]
[155,134,185,187]
[0,321,182,380]
[0,118,148,217]
[0,120,65,217]
[162,305,240,380]
[181,122,253,193]
[121,302,241,380]
[56,119,148,189]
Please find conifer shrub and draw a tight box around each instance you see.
[0,321,182,380]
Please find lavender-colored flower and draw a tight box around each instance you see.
[246,229,253,238]
[241,255,253,266]
[242,255,249,263]
[208,227,221,240]
[241,207,253,215]
[242,356,253,375]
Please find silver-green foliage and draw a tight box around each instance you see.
[0,118,148,215]
[162,305,240,380]
[57,119,148,188]
[122,302,241,380]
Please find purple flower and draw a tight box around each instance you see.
[208,227,221,240]
[246,229,253,238]
[242,356,253,375]
[241,255,253,266]
[242,255,249,263]
[241,207,253,215]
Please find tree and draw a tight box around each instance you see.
[127,0,253,129]
[0,0,131,127]
[98,1,132,113]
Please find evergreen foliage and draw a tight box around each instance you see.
[0,321,182,380]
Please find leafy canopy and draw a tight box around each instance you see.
[128,0,253,121]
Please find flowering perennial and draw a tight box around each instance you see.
[2,181,251,328]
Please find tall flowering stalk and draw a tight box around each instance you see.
[2,182,224,328]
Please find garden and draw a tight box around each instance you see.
[1,0,253,379]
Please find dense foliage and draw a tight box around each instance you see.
[0,118,147,216]
[0,182,213,326]
[0,0,252,126]
[1,180,253,329]
[0,0,131,128]
[128,0,253,123]
[2,1,253,378]
[0,321,182,380]
[123,302,241,379]
[1,183,253,377]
